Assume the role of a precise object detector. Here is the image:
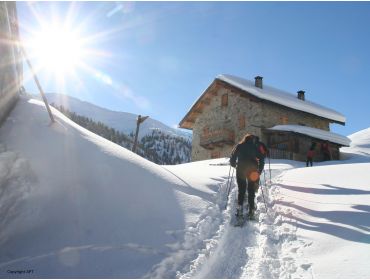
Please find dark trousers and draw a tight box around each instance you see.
[236,162,259,211]
[236,177,258,211]
[306,157,313,167]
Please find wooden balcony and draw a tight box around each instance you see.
[200,128,235,150]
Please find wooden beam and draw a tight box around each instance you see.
[191,110,202,116]
[200,98,211,105]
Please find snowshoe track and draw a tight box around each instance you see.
[149,167,308,278]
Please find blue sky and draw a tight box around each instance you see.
[18,1,370,137]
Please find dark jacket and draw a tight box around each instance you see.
[230,138,265,179]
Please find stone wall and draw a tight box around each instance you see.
[260,101,330,132]
[0,2,22,124]
[191,83,332,161]
[192,86,264,161]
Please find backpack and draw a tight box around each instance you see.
[307,149,315,158]
[257,142,268,158]
[236,140,259,162]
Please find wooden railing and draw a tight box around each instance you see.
[268,148,293,160]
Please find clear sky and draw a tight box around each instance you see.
[17,1,370,137]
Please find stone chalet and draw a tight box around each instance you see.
[179,74,351,162]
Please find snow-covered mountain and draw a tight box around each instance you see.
[51,103,191,165]
[0,97,369,278]
[43,92,191,141]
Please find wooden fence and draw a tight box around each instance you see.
[268,148,294,160]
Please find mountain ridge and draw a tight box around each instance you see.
[39,92,192,141]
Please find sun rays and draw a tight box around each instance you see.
[19,2,116,95]
[16,1,153,112]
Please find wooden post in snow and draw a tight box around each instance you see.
[21,45,55,123]
[132,115,149,153]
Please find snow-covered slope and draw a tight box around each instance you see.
[0,97,369,278]
[271,161,370,278]
[0,97,201,277]
[44,92,191,140]
[341,127,370,159]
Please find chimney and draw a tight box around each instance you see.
[254,76,263,89]
[297,90,305,101]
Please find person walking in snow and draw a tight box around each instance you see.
[321,140,331,161]
[306,142,316,167]
[230,134,265,219]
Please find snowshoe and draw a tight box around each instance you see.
[231,205,246,227]
[236,205,243,216]
[234,213,246,227]
[248,209,256,221]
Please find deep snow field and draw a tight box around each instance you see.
[0,97,369,278]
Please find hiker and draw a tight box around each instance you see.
[306,142,316,167]
[321,140,331,161]
[230,134,265,219]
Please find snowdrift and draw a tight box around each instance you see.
[0,98,204,278]
[341,127,370,160]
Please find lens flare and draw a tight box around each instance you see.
[27,25,85,78]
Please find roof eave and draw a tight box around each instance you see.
[178,79,219,130]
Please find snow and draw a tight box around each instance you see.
[218,74,346,124]
[0,98,195,277]
[274,163,370,278]
[268,124,351,146]
[341,127,370,158]
[0,96,369,278]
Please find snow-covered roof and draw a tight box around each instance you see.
[267,125,351,146]
[217,74,346,124]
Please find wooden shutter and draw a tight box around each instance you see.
[221,94,228,107]
[239,114,245,129]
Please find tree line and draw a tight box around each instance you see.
[52,103,191,165]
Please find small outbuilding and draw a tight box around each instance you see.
[264,125,351,161]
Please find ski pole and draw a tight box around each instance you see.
[260,171,268,213]
[21,45,55,123]
[224,165,232,210]
[225,164,232,192]
[268,156,272,187]
[225,167,235,210]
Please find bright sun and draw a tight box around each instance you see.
[27,24,86,78]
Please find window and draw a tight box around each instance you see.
[280,116,288,124]
[203,127,209,136]
[239,114,245,129]
[221,93,228,107]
